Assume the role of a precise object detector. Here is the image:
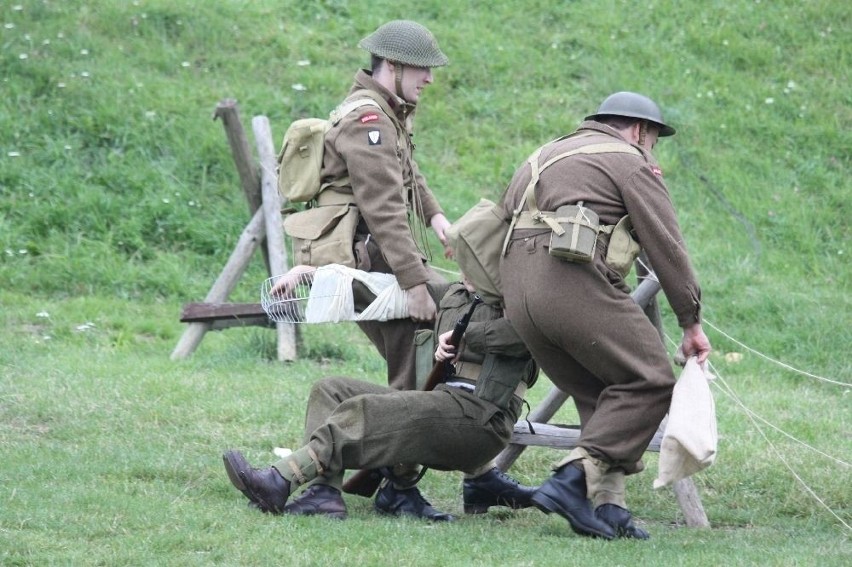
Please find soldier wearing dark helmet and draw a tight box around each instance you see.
[499,91,712,540]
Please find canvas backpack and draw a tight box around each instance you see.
[276,90,382,203]
[446,137,643,306]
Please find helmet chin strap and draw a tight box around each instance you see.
[394,62,405,99]
[393,62,417,114]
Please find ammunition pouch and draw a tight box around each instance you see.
[413,329,435,391]
[283,198,359,268]
[604,215,641,277]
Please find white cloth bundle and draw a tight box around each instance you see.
[654,357,718,488]
[304,264,408,323]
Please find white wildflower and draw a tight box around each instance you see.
[8,151,20,157]
[297,59,311,66]
[291,83,306,91]
[765,97,774,104]
[181,61,191,68]
[36,311,50,318]
[80,49,89,55]
[19,53,28,60]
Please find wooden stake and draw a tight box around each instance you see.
[252,116,297,361]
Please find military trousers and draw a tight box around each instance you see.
[274,377,516,490]
[500,234,674,473]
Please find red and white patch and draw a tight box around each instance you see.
[360,113,380,124]
[651,165,663,177]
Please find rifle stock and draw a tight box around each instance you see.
[341,468,384,497]
[341,293,483,497]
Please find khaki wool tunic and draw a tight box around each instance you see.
[321,69,447,390]
[274,282,537,489]
[499,121,703,473]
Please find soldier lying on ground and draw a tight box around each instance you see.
[223,272,539,520]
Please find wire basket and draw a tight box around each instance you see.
[261,265,409,324]
[260,270,315,323]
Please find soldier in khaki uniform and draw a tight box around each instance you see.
[319,19,452,394]
[223,278,539,521]
[499,92,712,539]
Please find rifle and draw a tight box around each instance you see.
[422,294,482,392]
[342,294,483,497]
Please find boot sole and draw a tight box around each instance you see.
[531,491,615,540]
[463,499,532,514]
[284,508,348,520]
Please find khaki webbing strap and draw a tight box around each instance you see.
[287,460,307,485]
[330,89,382,126]
[315,189,356,206]
[306,447,324,476]
[500,139,642,256]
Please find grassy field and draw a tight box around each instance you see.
[1,0,849,565]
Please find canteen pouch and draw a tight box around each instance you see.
[414,329,435,391]
[283,204,359,268]
[605,215,641,278]
[548,203,600,263]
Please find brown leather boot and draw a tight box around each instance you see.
[223,450,290,514]
[284,484,347,520]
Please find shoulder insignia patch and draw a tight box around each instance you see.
[360,113,380,124]
[367,129,381,145]
[651,165,663,177]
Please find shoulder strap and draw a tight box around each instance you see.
[329,91,381,126]
[500,138,642,256]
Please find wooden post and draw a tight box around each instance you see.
[213,99,270,276]
[171,208,266,359]
[252,116,297,361]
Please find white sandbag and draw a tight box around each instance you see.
[654,357,717,488]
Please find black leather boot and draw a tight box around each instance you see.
[374,483,455,522]
[463,467,537,514]
[223,450,290,514]
[284,484,348,520]
[595,503,650,539]
[530,462,616,539]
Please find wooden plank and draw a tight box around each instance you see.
[180,302,267,323]
[510,422,664,452]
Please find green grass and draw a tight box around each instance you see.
[1,0,850,565]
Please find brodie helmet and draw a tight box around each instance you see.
[586,91,676,136]
[359,20,449,68]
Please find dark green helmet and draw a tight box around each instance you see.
[586,91,676,136]
[359,20,449,68]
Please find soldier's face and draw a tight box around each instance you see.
[400,66,433,103]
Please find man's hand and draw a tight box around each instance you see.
[269,265,317,298]
[434,329,458,362]
[678,322,712,365]
[406,283,437,322]
[430,213,453,259]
